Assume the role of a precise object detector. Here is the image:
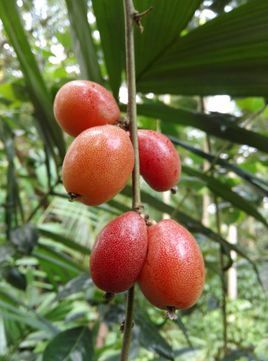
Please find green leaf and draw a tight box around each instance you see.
[38,225,89,255]
[65,0,102,82]
[135,102,268,154]
[183,165,268,227]
[135,309,174,360]
[0,83,16,102]
[134,0,202,77]
[92,0,202,97]
[174,315,192,347]
[0,290,57,335]
[0,245,15,264]
[0,122,21,233]
[221,349,259,361]
[0,0,65,162]
[33,244,83,284]
[43,327,94,361]
[137,0,268,96]
[92,0,124,97]
[174,348,199,358]
[169,137,268,196]
[57,273,91,300]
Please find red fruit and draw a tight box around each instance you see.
[54,80,120,136]
[62,125,134,206]
[138,220,205,310]
[138,130,181,191]
[90,211,148,293]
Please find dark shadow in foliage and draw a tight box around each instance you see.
[10,224,38,255]
[2,267,27,291]
[221,349,259,361]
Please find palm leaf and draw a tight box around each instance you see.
[65,0,102,82]
[136,102,268,154]
[0,0,65,163]
[183,165,268,227]
[137,0,268,96]
[169,137,268,196]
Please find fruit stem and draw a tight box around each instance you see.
[120,1,142,360]
[124,0,141,211]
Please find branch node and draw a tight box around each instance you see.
[133,204,144,214]
[132,6,153,33]
[120,320,134,333]
[117,116,130,131]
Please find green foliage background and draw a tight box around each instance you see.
[0,0,267,360]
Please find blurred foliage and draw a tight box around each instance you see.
[0,0,267,360]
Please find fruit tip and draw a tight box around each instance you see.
[166,306,177,320]
[104,292,114,303]
[68,192,81,202]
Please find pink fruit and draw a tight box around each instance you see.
[90,211,148,293]
[138,130,181,191]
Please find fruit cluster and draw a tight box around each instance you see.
[54,80,205,313]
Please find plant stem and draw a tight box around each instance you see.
[120,0,141,360]
[215,197,228,356]
[120,286,135,360]
[124,0,141,210]
[201,97,227,356]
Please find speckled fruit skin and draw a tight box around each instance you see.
[138,220,205,310]
[54,80,120,136]
[90,211,148,293]
[138,130,181,191]
[62,125,134,206]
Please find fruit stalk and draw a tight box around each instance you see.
[124,1,141,210]
[121,0,141,360]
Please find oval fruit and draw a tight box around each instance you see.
[62,125,134,206]
[90,211,148,293]
[138,130,181,191]
[54,80,120,136]
[138,220,205,310]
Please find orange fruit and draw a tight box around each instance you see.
[62,125,134,206]
[54,80,120,136]
[138,220,205,310]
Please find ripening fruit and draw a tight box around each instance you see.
[138,220,205,310]
[90,211,148,293]
[138,130,181,191]
[62,125,134,206]
[54,80,120,136]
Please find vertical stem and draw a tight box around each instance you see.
[200,97,227,356]
[215,197,228,356]
[120,286,135,361]
[121,1,141,360]
[124,0,141,210]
